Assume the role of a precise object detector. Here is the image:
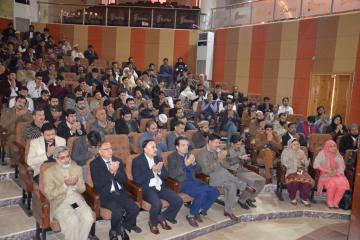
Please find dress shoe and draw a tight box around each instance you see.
[224,211,238,221]
[157,217,172,230]
[246,199,256,208]
[199,210,208,216]
[131,225,142,233]
[148,222,160,235]
[245,185,256,193]
[249,199,256,203]
[119,230,129,240]
[238,200,250,210]
[166,218,177,224]
[195,213,203,222]
[186,215,199,227]
[109,230,118,240]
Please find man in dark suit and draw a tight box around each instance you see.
[132,139,183,235]
[115,108,139,134]
[90,142,141,240]
[57,109,86,141]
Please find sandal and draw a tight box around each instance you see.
[301,200,311,207]
[290,199,297,205]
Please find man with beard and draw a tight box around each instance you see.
[115,108,139,134]
[74,96,94,129]
[27,123,66,183]
[273,113,288,137]
[1,96,32,156]
[57,109,86,141]
[282,122,307,147]
[249,110,266,140]
[0,71,21,104]
[339,123,359,155]
[170,107,196,131]
[89,90,104,111]
[24,108,46,141]
[218,101,240,143]
[44,96,60,124]
[43,146,94,240]
[8,86,34,112]
[191,120,209,148]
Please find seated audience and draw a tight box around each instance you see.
[92,108,115,138]
[282,122,307,147]
[296,116,320,139]
[71,131,102,178]
[200,93,218,121]
[196,134,249,220]
[257,96,273,114]
[24,108,46,141]
[89,90,104,111]
[191,120,209,149]
[132,139,183,234]
[140,100,158,120]
[91,142,141,240]
[249,110,266,140]
[8,86,34,112]
[74,96,94,129]
[170,107,196,131]
[219,101,240,142]
[278,97,294,114]
[27,123,66,183]
[224,135,265,209]
[34,89,50,110]
[168,136,219,227]
[314,140,350,208]
[255,124,282,184]
[43,146,94,240]
[167,121,186,151]
[115,108,140,134]
[314,105,331,130]
[281,139,314,206]
[57,109,86,140]
[140,120,168,159]
[27,72,49,99]
[273,112,288,137]
[339,123,359,155]
[326,114,348,141]
[156,114,168,130]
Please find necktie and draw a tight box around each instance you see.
[106,160,121,192]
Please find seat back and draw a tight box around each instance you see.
[321,124,330,134]
[308,133,332,153]
[24,140,31,163]
[191,148,202,159]
[125,154,139,180]
[287,114,305,124]
[104,135,130,162]
[39,162,57,194]
[132,132,144,154]
[139,118,151,133]
[16,121,30,146]
[66,136,79,155]
[185,130,197,140]
[86,160,94,187]
[161,151,173,169]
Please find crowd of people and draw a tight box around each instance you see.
[0,23,359,240]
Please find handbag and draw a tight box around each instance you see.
[339,190,352,210]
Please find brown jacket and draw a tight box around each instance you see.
[255,130,282,154]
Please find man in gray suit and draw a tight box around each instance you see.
[196,134,255,220]
[224,135,265,209]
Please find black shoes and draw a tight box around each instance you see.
[186,215,199,227]
[238,200,250,210]
[119,230,129,240]
[131,225,142,233]
[246,199,257,208]
[109,230,118,240]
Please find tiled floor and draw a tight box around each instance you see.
[0,180,22,200]
[196,218,347,240]
[0,206,35,238]
[41,191,350,240]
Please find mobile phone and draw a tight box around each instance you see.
[71,203,79,209]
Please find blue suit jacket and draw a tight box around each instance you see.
[132,153,168,192]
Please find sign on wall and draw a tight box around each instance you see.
[274,0,301,20]
[333,0,360,13]
[251,0,275,24]
[302,0,332,16]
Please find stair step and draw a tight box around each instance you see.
[0,164,15,182]
[0,180,22,208]
[0,205,36,239]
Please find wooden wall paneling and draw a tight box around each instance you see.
[235,26,252,94]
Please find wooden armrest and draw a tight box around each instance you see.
[18,160,34,191]
[32,186,50,228]
[125,181,143,205]
[18,160,34,176]
[83,183,101,218]
[244,163,260,174]
[165,178,180,193]
[196,173,210,184]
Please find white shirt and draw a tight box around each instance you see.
[278,105,294,115]
[145,154,162,191]
[103,158,122,192]
[9,96,34,112]
[27,80,49,99]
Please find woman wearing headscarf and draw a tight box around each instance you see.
[326,114,348,141]
[313,140,350,208]
[281,139,314,206]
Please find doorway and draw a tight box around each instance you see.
[308,73,353,124]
